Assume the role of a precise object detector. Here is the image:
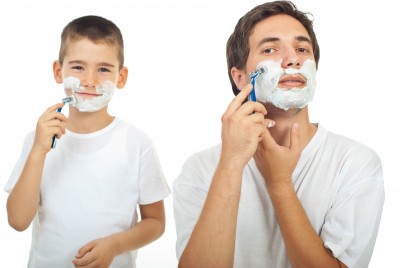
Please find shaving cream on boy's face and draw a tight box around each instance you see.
[254,59,317,110]
[63,77,115,112]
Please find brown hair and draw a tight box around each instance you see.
[226,1,320,95]
[58,15,124,69]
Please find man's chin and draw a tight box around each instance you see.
[261,102,304,116]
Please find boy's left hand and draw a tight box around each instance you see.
[73,237,117,268]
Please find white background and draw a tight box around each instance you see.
[0,0,399,267]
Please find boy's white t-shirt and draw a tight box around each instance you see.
[173,124,385,268]
[5,117,170,268]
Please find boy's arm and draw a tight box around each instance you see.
[73,200,165,268]
[6,103,66,231]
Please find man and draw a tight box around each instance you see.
[173,1,384,267]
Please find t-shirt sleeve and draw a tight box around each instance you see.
[4,132,34,193]
[137,143,170,205]
[320,147,385,268]
[173,154,209,260]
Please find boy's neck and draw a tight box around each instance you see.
[66,106,114,134]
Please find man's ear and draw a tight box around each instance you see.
[231,67,247,91]
[116,67,128,89]
[53,60,63,84]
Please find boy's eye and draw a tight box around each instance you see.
[99,67,110,72]
[72,66,83,70]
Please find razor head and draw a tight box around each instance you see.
[62,95,76,105]
[257,67,266,74]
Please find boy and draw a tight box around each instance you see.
[5,15,170,268]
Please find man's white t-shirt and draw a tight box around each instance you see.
[5,118,170,268]
[173,124,384,268]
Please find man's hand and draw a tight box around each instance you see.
[220,83,274,169]
[254,123,301,188]
[73,237,117,268]
[32,102,67,154]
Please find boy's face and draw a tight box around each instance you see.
[53,38,127,110]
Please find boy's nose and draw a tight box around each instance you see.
[80,71,97,88]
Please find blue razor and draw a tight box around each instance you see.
[249,67,267,102]
[51,96,76,149]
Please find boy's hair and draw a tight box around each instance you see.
[59,15,124,69]
[226,1,320,95]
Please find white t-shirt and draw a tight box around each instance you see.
[5,118,170,268]
[173,125,384,268]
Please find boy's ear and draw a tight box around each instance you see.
[231,67,247,91]
[53,60,63,84]
[116,67,128,89]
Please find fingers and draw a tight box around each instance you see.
[289,123,300,153]
[32,103,69,153]
[76,242,94,259]
[73,243,96,267]
[46,102,65,113]
[224,84,254,117]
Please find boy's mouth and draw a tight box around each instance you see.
[75,91,103,98]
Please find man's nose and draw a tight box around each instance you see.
[281,48,301,69]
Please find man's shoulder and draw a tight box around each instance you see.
[319,126,382,170]
[184,144,222,167]
[175,144,221,186]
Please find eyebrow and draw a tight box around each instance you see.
[256,35,312,48]
[67,60,115,68]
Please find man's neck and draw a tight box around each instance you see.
[266,106,317,150]
[66,106,114,134]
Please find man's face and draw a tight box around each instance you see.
[245,14,315,87]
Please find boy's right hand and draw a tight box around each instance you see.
[32,103,67,154]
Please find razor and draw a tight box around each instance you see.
[249,67,267,102]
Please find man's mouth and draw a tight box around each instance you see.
[278,74,306,89]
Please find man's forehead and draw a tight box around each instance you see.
[249,14,310,43]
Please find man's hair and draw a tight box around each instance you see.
[58,15,124,69]
[226,1,320,95]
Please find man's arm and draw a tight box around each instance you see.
[73,200,166,268]
[7,103,66,231]
[254,124,347,268]
[178,84,272,267]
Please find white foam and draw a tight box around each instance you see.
[62,76,116,112]
[254,59,317,110]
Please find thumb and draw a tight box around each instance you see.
[290,123,301,153]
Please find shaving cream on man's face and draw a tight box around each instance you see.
[63,77,116,112]
[254,59,317,110]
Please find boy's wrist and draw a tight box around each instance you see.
[29,145,48,160]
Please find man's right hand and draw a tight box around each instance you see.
[32,102,67,154]
[220,83,274,169]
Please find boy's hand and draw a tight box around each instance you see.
[32,103,67,154]
[73,237,117,268]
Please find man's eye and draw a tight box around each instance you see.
[263,48,276,54]
[297,48,309,53]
